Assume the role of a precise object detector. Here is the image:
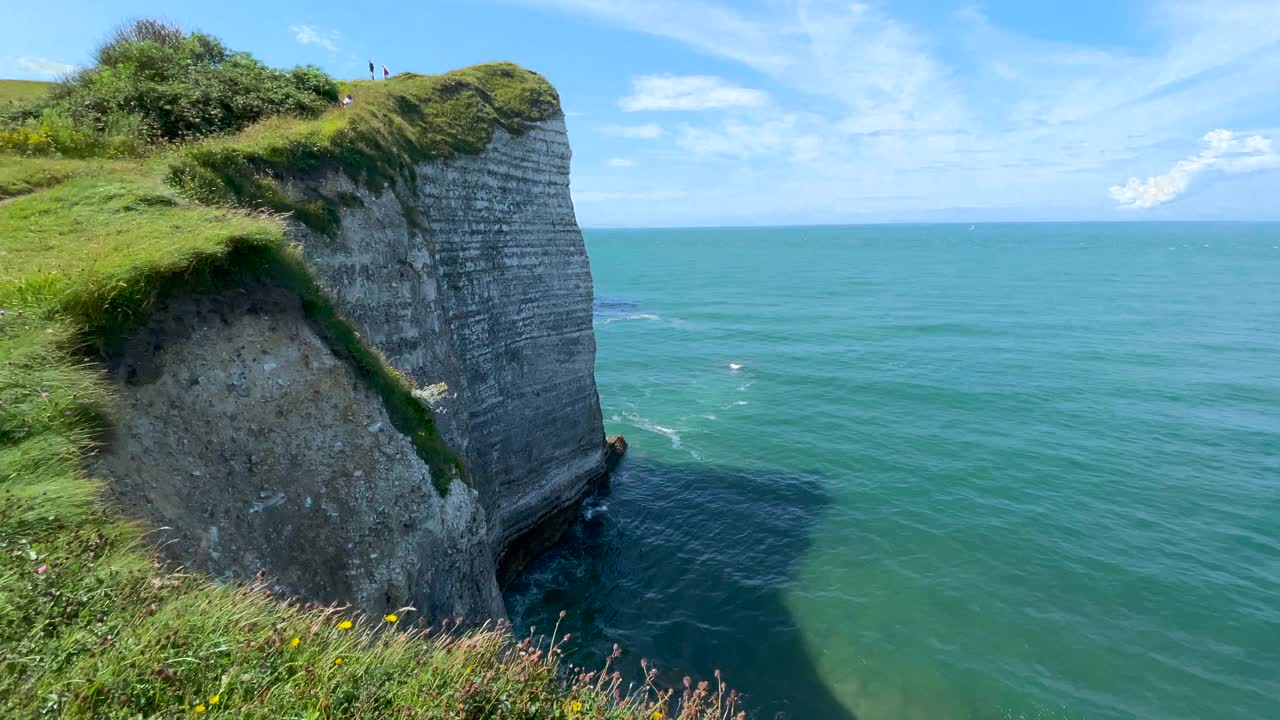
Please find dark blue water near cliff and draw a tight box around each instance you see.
[504,223,1280,719]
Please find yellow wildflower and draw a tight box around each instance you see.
[337,620,353,631]
[334,657,344,665]
[569,700,583,713]
[291,637,300,647]
[194,705,206,714]
[208,694,220,705]
[384,613,398,623]
[652,712,664,719]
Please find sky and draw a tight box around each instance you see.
[4,0,1279,227]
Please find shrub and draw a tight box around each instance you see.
[0,126,53,155]
[0,108,146,158]
[34,108,99,157]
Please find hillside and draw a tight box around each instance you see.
[0,44,737,720]
[0,79,52,108]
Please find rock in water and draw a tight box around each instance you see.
[605,435,628,472]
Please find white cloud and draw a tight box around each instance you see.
[524,0,1280,141]
[521,0,1280,222]
[289,25,340,52]
[1110,130,1280,208]
[676,115,825,161]
[600,123,664,139]
[619,75,767,112]
[574,190,686,202]
[606,157,634,167]
[523,0,961,132]
[18,57,75,78]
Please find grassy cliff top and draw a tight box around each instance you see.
[0,60,732,718]
[170,62,561,230]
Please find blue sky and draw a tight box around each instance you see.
[4,0,1279,227]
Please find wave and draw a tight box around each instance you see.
[728,362,744,371]
[602,312,662,325]
[594,296,662,325]
[624,411,683,448]
[594,296,688,327]
[581,497,608,520]
[593,296,639,313]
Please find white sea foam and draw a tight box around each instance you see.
[602,312,662,325]
[624,412,682,448]
[728,362,744,370]
[734,400,749,406]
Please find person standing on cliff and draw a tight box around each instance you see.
[368,60,375,80]
[382,64,390,80]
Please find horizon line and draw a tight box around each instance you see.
[580,219,1280,231]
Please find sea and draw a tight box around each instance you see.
[504,223,1280,720]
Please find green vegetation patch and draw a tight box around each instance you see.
[169,62,560,232]
[0,155,120,200]
[0,79,53,108]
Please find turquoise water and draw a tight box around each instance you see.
[505,223,1280,719]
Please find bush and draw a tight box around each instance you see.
[1,19,338,155]
[0,126,53,155]
[0,107,146,158]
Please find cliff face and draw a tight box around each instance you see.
[97,287,504,620]
[95,108,606,621]
[289,114,606,576]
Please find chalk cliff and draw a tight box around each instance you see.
[94,66,607,622]
[288,113,607,589]
[97,286,505,620]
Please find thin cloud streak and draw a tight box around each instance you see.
[574,189,686,201]
[619,75,768,111]
[600,123,664,139]
[289,25,341,52]
[18,57,76,77]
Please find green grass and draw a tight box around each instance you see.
[0,153,130,201]
[169,62,560,232]
[0,79,52,108]
[0,155,76,200]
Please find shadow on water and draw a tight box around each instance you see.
[505,456,855,720]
